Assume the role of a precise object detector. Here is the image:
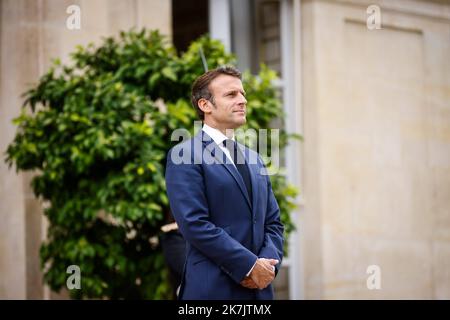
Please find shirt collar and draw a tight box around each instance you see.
[202,123,235,146]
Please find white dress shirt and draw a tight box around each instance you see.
[202,123,237,166]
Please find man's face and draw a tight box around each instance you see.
[206,74,247,130]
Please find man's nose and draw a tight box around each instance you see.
[238,93,247,105]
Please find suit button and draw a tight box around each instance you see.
[253,219,256,224]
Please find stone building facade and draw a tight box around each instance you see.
[1,0,449,299]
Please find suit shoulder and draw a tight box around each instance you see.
[167,137,196,154]
[167,135,204,166]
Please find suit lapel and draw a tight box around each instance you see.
[197,131,253,211]
[237,143,259,216]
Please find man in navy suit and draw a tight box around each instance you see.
[165,66,284,300]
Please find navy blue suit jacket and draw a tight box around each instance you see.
[165,131,284,300]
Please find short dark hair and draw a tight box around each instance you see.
[191,66,242,120]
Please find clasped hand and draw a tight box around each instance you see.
[240,258,279,290]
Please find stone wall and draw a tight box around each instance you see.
[301,0,450,299]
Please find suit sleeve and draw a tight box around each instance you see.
[165,147,258,284]
[257,162,285,276]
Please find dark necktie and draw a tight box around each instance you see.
[223,139,253,203]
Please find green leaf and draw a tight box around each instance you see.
[161,67,177,81]
[148,73,160,88]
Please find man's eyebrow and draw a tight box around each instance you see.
[223,89,246,96]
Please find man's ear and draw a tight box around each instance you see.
[198,98,213,115]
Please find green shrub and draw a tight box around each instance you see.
[5,29,299,299]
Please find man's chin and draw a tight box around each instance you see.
[235,118,246,127]
[225,116,246,129]
[236,115,246,124]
